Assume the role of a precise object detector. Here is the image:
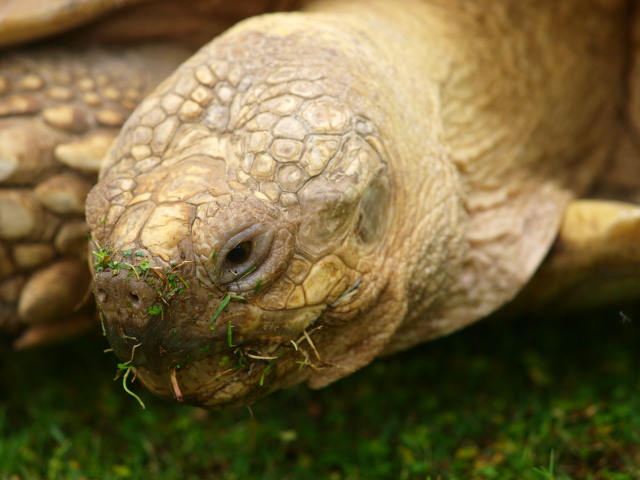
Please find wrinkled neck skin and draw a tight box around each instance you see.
[86,0,627,407]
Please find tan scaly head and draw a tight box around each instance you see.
[86,7,466,408]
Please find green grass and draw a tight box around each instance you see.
[1,307,639,480]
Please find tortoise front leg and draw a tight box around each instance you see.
[0,44,189,348]
[514,3,640,318]
[509,200,640,317]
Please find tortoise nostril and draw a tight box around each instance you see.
[95,289,107,304]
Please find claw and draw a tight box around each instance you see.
[13,314,95,350]
[54,132,116,175]
[0,120,61,184]
[17,259,91,324]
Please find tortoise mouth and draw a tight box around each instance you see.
[132,344,293,408]
[102,304,320,408]
[96,268,255,373]
[94,256,326,407]
[101,305,281,407]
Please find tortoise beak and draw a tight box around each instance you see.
[95,266,220,371]
[92,255,279,407]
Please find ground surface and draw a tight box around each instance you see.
[1,305,639,480]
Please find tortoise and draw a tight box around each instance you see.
[0,0,639,409]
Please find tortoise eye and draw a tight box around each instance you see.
[225,241,252,265]
[214,225,275,285]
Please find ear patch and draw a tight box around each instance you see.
[356,175,391,245]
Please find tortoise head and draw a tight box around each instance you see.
[85,20,400,408]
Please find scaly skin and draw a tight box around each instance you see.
[86,0,628,408]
